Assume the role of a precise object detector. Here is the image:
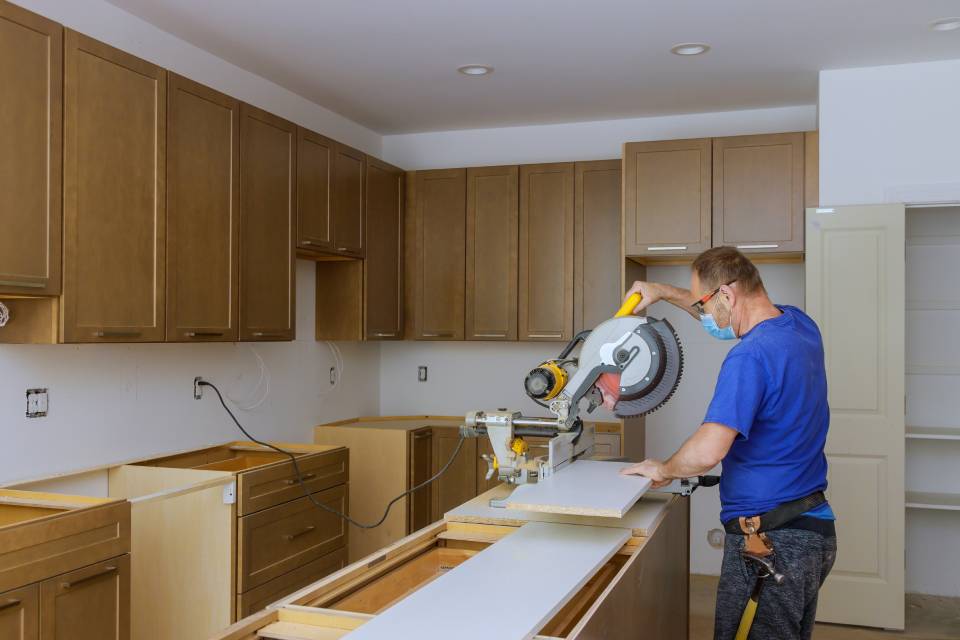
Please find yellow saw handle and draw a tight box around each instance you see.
[614,292,642,318]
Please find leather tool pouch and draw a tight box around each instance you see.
[739,516,773,556]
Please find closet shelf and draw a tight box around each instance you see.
[906,491,960,512]
[906,426,960,441]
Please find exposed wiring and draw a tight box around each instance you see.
[318,341,344,396]
[199,379,464,529]
[225,344,271,411]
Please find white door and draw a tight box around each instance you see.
[805,204,905,629]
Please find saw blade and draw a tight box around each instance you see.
[613,318,683,417]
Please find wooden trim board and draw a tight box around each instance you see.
[504,460,651,518]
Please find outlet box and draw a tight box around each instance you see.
[194,377,204,400]
[418,366,428,382]
[26,388,48,418]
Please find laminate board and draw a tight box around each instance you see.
[504,460,651,518]
[341,521,629,640]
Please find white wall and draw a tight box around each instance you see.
[819,59,960,206]
[11,0,381,154]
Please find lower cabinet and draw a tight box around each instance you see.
[430,428,478,520]
[0,584,39,640]
[40,556,130,640]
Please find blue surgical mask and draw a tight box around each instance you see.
[700,313,737,341]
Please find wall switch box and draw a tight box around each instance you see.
[26,388,48,418]
[418,366,428,382]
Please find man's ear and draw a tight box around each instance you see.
[719,284,736,308]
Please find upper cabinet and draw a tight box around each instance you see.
[331,143,366,257]
[62,31,166,343]
[166,74,240,342]
[0,2,61,297]
[623,138,712,258]
[297,128,335,253]
[466,166,519,341]
[408,169,466,340]
[364,157,404,340]
[519,163,574,342]
[575,160,622,333]
[712,132,804,253]
[239,103,296,341]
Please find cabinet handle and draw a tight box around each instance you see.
[646,246,687,252]
[62,565,117,589]
[336,247,350,252]
[0,598,21,612]
[301,240,318,246]
[422,332,453,338]
[413,431,432,440]
[474,333,507,338]
[0,279,44,288]
[284,472,317,485]
[283,525,316,541]
[527,333,563,339]
[92,330,142,338]
[252,332,286,338]
[185,331,224,338]
[735,243,779,250]
[373,332,397,338]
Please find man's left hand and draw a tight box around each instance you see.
[620,459,672,489]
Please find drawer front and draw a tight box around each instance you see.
[0,501,130,594]
[0,583,39,640]
[39,554,130,640]
[236,547,347,618]
[238,486,348,592]
[238,448,348,516]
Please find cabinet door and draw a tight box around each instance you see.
[331,143,365,257]
[407,428,434,533]
[62,31,165,343]
[166,74,240,342]
[519,163,574,341]
[364,157,404,340]
[713,132,804,253]
[239,103,296,341]
[466,166,518,341]
[431,427,478,520]
[411,169,466,340]
[297,128,334,253]
[0,3,61,296]
[623,138,711,257]
[575,160,621,333]
[40,555,130,640]
[0,584,39,640]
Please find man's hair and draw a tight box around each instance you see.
[692,247,764,294]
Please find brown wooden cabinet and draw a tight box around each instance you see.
[39,556,130,640]
[166,74,240,342]
[364,157,404,340]
[408,428,434,534]
[0,2,61,297]
[712,132,805,253]
[623,138,712,258]
[62,31,166,343]
[331,143,366,257]
[519,163,575,341]
[408,169,466,340]
[466,166,519,341]
[296,128,335,253]
[239,103,296,341]
[431,427,478,520]
[575,160,622,333]
[0,583,39,640]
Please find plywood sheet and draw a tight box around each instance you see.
[446,484,668,536]
[504,460,651,517]
[342,521,629,640]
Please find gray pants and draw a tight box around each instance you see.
[713,528,838,640]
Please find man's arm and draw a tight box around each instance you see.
[619,423,738,488]
[623,281,701,320]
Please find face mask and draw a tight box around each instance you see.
[700,313,737,341]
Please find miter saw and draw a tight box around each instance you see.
[460,293,683,486]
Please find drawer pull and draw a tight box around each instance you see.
[0,598,21,611]
[422,332,454,338]
[0,279,44,288]
[185,331,224,338]
[285,472,317,485]
[93,330,141,338]
[62,565,117,589]
[527,333,563,339]
[735,243,779,250]
[647,245,687,251]
[336,247,350,252]
[474,333,507,338]
[251,332,286,338]
[412,431,432,440]
[373,332,397,337]
[284,525,316,541]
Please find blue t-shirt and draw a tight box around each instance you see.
[704,305,833,523]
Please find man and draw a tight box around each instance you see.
[618,246,837,640]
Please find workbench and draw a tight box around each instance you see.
[213,485,689,640]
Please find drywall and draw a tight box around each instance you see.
[819,59,960,206]
[10,0,381,155]
[0,260,381,485]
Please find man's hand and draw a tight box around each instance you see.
[620,459,672,489]
[623,281,662,314]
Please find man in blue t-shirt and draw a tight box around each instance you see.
[618,247,837,640]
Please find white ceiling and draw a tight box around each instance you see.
[106,0,960,134]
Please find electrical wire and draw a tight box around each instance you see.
[199,379,465,529]
[225,344,271,411]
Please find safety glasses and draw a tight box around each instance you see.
[691,280,736,315]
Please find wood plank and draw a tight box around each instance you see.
[504,461,650,518]
[446,485,668,536]
[341,522,629,640]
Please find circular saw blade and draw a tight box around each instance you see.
[613,318,683,417]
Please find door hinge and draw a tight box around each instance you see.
[222,481,236,505]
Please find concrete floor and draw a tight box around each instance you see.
[690,575,960,640]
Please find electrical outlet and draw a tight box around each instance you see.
[194,377,204,400]
[329,367,337,385]
[26,388,48,418]
[707,528,725,549]
[418,366,428,382]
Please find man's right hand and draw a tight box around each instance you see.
[623,280,701,320]
[623,281,662,314]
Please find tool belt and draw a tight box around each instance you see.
[723,491,826,556]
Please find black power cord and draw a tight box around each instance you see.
[198,379,465,529]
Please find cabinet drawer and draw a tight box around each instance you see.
[237,547,347,618]
[40,554,130,640]
[0,583,38,640]
[238,487,348,592]
[238,448,348,516]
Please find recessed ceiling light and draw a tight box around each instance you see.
[457,64,494,76]
[930,17,960,32]
[670,43,710,56]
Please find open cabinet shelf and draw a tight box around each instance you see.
[905,491,960,512]
[906,426,960,441]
